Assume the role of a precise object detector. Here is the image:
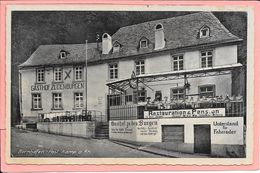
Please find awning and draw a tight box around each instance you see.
[106,63,243,92]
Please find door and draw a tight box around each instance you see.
[162,125,184,143]
[194,125,211,154]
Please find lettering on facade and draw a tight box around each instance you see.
[31,82,84,91]
[213,121,239,135]
[110,120,159,136]
[144,108,225,119]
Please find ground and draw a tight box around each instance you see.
[11,128,164,157]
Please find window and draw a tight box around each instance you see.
[199,85,215,98]
[125,95,133,103]
[53,93,62,109]
[32,93,42,109]
[74,66,83,81]
[171,88,184,100]
[200,26,210,38]
[140,39,148,48]
[109,63,118,80]
[108,94,121,106]
[54,67,62,82]
[133,90,147,103]
[172,55,184,71]
[135,60,145,75]
[155,23,163,30]
[201,51,213,68]
[155,91,162,101]
[113,42,120,53]
[36,68,45,83]
[74,93,83,108]
[60,51,66,59]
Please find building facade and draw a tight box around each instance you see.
[19,12,244,123]
[19,12,246,156]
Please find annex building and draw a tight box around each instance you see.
[19,12,246,157]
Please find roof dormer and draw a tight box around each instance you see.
[139,37,149,49]
[113,41,121,53]
[59,50,69,59]
[199,25,210,38]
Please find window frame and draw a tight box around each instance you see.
[139,39,148,48]
[171,87,185,100]
[74,66,83,81]
[53,67,63,82]
[108,63,118,80]
[31,93,42,110]
[133,90,147,103]
[113,42,120,53]
[199,26,210,38]
[108,94,122,106]
[198,85,216,98]
[200,50,214,68]
[52,92,63,110]
[172,54,184,71]
[155,23,163,30]
[74,92,84,109]
[135,59,145,76]
[36,68,45,83]
[60,51,66,59]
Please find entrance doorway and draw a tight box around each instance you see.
[194,125,211,154]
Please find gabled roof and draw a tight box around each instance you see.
[19,12,242,68]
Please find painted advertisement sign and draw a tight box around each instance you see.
[31,82,84,91]
[109,117,243,145]
[144,108,225,119]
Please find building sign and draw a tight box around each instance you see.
[31,82,84,91]
[144,108,225,119]
[212,117,244,145]
[109,117,244,145]
[213,120,240,135]
[110,119,159,142]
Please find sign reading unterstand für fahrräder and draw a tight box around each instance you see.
[144,108,225,119]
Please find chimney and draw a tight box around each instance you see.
[154,23,165,50]
[102,33,112,54]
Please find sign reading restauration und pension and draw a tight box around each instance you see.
[144,108,225,119]
[31,82,84,91]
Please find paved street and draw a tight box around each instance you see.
[11,128,164,157]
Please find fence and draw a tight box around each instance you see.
[38,109,105,122]
[108,95,245,120]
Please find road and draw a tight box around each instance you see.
[11,128,164,157]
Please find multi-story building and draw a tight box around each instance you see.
[19,12,245,156]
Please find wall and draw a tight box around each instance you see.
[37,121,95,138]
[20,66,86,122]
[109,117,244,144]
[86,63,108,121]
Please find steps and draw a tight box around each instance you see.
[94,122,109,139]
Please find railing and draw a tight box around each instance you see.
[109,105,145,120]
[38,109,105,122]
[107,95,245,120]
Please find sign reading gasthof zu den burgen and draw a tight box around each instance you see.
[144,108,225,119]
[31,82,85,91]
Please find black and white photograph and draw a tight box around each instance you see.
[8,6,252,162]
